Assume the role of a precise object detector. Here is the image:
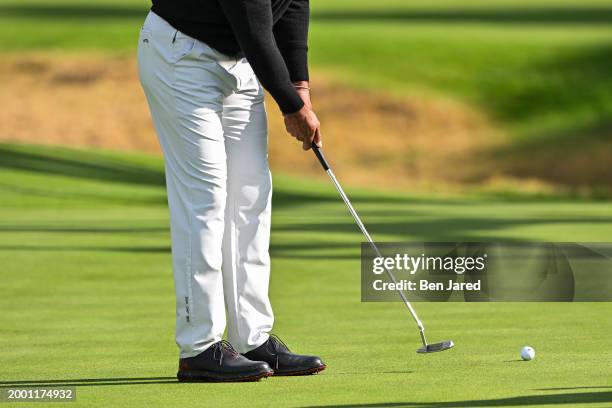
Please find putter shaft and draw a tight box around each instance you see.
[312,144,428,347]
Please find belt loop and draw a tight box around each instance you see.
[172,30,178,44]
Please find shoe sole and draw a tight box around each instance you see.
[177,370,273,383]
[273,364,327,376]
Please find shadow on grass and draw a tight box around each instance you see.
[0,145,165,187]
[301,390,612,407]
[484,122,612,189]
[0,371,421,387]
[0,181,166,205]
[460,45,612,191]
[3,217,611,257]
[0,4,146,20]
[3,4,612,25]
[311,8,612,25]
[0,144,451,207]
[272,188,452,209]
[536,385,612,391]
[485,47,612,124]
[2,143,610,256]
[0,377,177,388]
[274,216,612,241]
[0,226,167,233]
[0,242,355,259]
[3,143,595,205]
[323,371,414,377]
[536,386,612,391]
[270,242,357,260]
[273,187,487,208]
[0,245,169,253]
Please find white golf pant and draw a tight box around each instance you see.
[137,11,273,357]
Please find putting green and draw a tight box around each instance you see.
[0,143,610,407]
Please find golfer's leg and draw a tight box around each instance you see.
[221,74,274,353]
[220,75,326,376]
[138,12,227,358]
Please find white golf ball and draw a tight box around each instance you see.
[520,346,535,361]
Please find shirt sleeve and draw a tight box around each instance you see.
[273,0,309,82]
[218,0,305,114]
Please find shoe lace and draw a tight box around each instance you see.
[269,335,290,369]
[212,340,239,366]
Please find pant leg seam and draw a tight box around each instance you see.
[169,52,195,324]
[230,182,243,343]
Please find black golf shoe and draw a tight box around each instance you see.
[177,340,273,382]
[242,335,326,376]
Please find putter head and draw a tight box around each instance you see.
[417,340,454,354]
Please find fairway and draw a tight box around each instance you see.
[1,144,610,407]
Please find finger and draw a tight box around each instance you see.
[313,128,322,148]
[307,124,316,144]
[302,139,310,150]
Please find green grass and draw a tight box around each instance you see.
[1,143,611,407]
[2,0,612,138]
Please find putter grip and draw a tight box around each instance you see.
[311,143,330,171]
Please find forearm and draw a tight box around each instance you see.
[274,0,309,83]
[218,0,304,114]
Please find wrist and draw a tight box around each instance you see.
[293,81,312,109]
[292,81,310,91]
[283,102,308,117]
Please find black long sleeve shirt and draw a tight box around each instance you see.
[151,0,309,114]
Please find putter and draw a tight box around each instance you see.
[311,143,454,354]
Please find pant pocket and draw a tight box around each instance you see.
[138,28,152,44]
[216,57,255,91]
[231,58,256,90]
[171,31,197,64]
[137,29,153,85]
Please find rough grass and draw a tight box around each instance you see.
[3,54,611,194]
[1,143,611,407]
[0,55,497,191]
